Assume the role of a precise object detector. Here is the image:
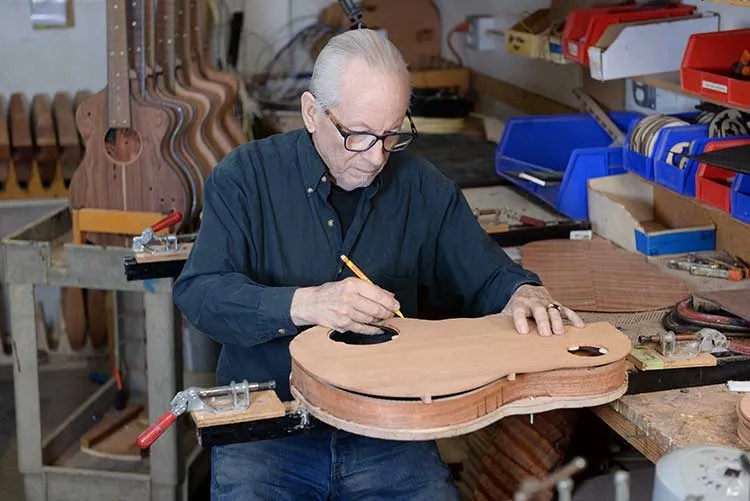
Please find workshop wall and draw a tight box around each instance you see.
[2,0,749,97]
[0,0,324,95]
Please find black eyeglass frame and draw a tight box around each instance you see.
[323,108,419,153]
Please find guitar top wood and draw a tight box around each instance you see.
[290,314,631,399]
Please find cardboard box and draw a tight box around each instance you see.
[587,14,719,81]
[505,9,551,59]
[587,174,715,256]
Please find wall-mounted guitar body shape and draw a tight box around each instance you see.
[290,314,630,440]
[69,0,190,246]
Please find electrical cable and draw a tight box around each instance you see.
[446,21,469,67]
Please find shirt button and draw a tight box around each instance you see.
[307,187,313,194]
[321,175,327,183]
[327,219,335,227]
[278,328,286,335]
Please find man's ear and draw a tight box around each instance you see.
[300,91,318,133]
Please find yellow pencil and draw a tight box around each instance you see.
[340,255,405,319]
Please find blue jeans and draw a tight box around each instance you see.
[210,429,460,500]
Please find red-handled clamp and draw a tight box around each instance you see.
[136,380,276,449]
[132,212,183,253]
[137,386,202,449]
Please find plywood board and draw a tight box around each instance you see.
[628,346,716,371]
[290,314,630,399]
[521,238,693,312]
[190,390,286,428]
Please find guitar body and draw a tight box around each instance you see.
[174,70,224,163]
[201,60,246,146]
[154,77,217,173]
[70,89,190,244]
[183,63,236,156]
[142,78,201,222]
[290,315,630,440]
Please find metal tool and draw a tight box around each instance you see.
[514,456,586,501]
[636,328,727,358]
[572,87,626,146]
[131,211,185,254]
[667,252,749,281]
[137,379,276,449]
[338,0,365,30]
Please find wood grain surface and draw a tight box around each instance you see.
[290,314,630,399]
[521,238,693,312]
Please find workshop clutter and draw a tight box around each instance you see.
[505,3,720,81]
[495,110,642,220]
[504,9,571,65]
[621,108,750,224]
[0,91,89,200]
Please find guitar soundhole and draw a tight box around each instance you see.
[103,127,142,164]
[329,327,399,345]
[567,345,608,357]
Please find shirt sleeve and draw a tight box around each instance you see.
[172,161,299,347]
[429,182,543,317]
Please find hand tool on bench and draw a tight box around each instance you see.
[137,379,276,449]
[636,328,728,358]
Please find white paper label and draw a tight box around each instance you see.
[568,41,578,57]
[702,80,728,94]
[569,230,593,240]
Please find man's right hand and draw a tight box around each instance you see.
[290,277,400,334]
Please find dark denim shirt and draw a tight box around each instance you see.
[173,129,542,400]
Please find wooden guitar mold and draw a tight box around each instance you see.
[290,314,630,440]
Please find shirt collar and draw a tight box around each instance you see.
[296,129,384,199]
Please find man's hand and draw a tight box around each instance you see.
[502,284,584,336]
[290,277,400,334]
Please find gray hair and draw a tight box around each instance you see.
[309,29,411,109]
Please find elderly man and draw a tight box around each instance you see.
[174,28,583,500]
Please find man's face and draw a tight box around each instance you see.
[305,59,410,191]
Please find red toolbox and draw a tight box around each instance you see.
[563,3,696,65]
[696,138,750,212]
[681,29,750,109]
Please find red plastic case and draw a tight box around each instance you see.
[563,4,696,65]
[695,138,750,212]
[680,29,750,109]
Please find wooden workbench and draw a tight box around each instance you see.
[594,384,745,463]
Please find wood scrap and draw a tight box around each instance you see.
[521,238,693,312]
[80,403,145,462]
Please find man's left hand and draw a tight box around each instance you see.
[502,284,584,336]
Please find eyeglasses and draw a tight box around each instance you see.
[324,109,418,153]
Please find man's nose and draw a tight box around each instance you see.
[364,140,386,165]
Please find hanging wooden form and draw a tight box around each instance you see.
[290,314,630,440]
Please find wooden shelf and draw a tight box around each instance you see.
[632,71,750,113]
[704,0,750,5]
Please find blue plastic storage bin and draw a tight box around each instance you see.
[495,111,642,220]
[732,173,750,224]
[654,134,750,197]
[623,113,699,182]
